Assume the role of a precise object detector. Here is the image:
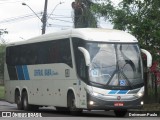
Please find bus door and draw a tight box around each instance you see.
[77,56,88,108]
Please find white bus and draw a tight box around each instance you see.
[4,28,152,117]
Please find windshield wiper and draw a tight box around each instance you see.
[116,45,133,88]
[120,45,136,72]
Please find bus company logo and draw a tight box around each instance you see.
[2,112,11,117]
[34,69,58,77]
[117,96,121,100]
[1,112,42,118]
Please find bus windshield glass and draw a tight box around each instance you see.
[85,42,143,88]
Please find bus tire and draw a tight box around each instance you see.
[22,91,32,111]
[67,92,82,116]
[15,90,23,110]
[114,110,127,117]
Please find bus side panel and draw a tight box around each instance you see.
[23,64,78,107]
[4,63,10,81]
[4,63,15,103]
[5,63,79,107]
[77,80,88,109]
[29,64,79,107]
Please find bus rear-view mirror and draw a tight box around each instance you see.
[141,49,152,68]
[78,47,91,66]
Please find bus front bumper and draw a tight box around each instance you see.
[87,93,143,110]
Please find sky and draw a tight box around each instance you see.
[0,0,113,43]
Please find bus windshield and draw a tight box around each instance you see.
[85,42,143,88]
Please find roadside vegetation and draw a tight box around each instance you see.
[0,85,4,99]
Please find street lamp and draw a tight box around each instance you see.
[22,1,64,34]
[47,1,64,20]
[22,3,42,22]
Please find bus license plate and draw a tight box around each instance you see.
[114,102,124,106]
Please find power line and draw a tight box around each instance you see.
[47,1,64,21]
[0,13,73,25]
[0,0,12,1]
[51,14,72,17]
[49,17,73,23]
[0,0,17,1]
[48,23,72,28]
[0,12,42,24]
[0,0,28,5]
[48,14,72,18]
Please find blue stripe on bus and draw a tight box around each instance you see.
[23,65,30,80]
[117,90,128,94]
[108,90,129,94]
[108,90,118,94]
[16,66,25,80]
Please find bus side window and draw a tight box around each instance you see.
[48,39,72,68]
[6,47,11,65]
[49,41,60,63]
[60,39,72,67]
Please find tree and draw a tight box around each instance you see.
[0,45,5,84]
[0,29,8,44]
[0,29,7,84]
[72,0,97,28]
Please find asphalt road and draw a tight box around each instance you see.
[0,100,159,120]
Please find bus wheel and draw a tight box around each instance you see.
[22,91,31,111]
[15,91,23,110]
[114,110,127,117]
[67,92,82,115]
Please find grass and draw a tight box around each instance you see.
[0,85,4,99]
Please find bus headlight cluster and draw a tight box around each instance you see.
[86,86,98,96]
[92,92,98,96]
[135,87,144,98]
[141,101,144,105]
[86,86,103,97]
[89,101,94,105]
[137,92,143,97]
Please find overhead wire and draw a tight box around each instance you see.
[0,0,28,5]
[0,12,42,24]
[0,0,74,29]
[49,17,73,23]
[47,23,72,28]
[51,14,72,17]
[0,13,73,26]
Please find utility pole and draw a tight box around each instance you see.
[42,0,48,34]
[23,0,63,34]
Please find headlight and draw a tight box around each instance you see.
[135,87,144,98]
[86,86,102,97]
[89,101,94,105]
[137,92,144,97]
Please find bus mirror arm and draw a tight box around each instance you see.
[78,47,91,66]
[141,49,152,68]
